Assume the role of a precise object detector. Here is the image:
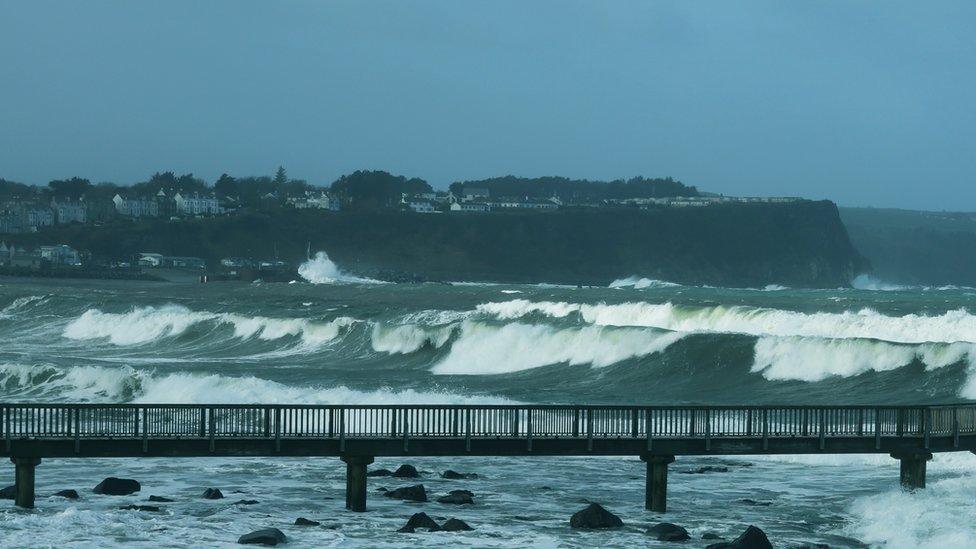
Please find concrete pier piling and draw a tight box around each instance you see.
[341,455,374,512]
[641,454,675,512]
[11,457,41,509]
[892,452,932,490]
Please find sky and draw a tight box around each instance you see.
[1,1,973,210]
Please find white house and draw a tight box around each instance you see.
[450,202,491,213]
[51,198,87,224]
[113,194,160,218]
[174,193,221,215]
[39,244,81,266]
[137,252,164,267]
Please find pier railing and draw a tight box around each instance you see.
[3,404,975,443]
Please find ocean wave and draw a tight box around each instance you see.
[751,337,975,382]
[431,320,684,375]
[370,322,456,354]
[0,294,49,319]
[62,304,359,348]
[0,362,514,405]
[609,276,682,289]
[477,299,976,344]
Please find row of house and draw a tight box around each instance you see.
[285,190,341,211]
[111,190,223,218]
[0,242,82,268]
[401,191,560,214]
[0,198,89,233]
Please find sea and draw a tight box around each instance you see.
[1,253,976,548]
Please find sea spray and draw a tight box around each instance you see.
[297,251,381,284]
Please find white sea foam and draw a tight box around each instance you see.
[751,337,975,382]
[0,362,514,405]
[609,276,681,289]
[62,304,358,348]
[297,251,381,284]
[0,294,48,318]
[431,320,684,375]
[477,299,976,344]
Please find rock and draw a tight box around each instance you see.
[442,518,474,531]
[393,464,420,478]
[119,504,161,512]
[234,499,259,505]
[569,503,624,529]
[0,485,14,499]
[681,466,730,474]
[238,528,287,546]
[648,522,691,541]
[376,487,389,492]
[791,544,830,549]
[295,517,321,526]
[437,491,474,505]
[54,489,79,499]
[148,495,174,502]
[384,484,427,502]
[367,468,394,477]
[703,532,724,540]
[93,477,141,496]
[706,526,773,549]
[202,488,224,499]
[739,499,772,506]
[397,512,441,533]
[441,470,478,479]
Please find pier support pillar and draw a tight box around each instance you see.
[641,454,675,512]
[11,457,41,509]
[341,456,374,512]
[891,452,932,490]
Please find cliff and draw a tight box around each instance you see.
[12,200,863,288]
[841,207,976,286]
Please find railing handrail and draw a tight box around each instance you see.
[1,403,972,410]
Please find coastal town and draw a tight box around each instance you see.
[0,169,803,277]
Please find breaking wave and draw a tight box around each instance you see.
[0,362,514,405]
[63,305,359,348]
[477,299,976,344]
[431,320,685,375]
[609,276,682,289]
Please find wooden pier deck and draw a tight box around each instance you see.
[3,403,974,510]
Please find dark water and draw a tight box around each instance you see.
[1,273,975,547]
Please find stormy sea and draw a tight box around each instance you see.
[2,254,976,548]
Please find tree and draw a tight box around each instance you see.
[48,177,92,199]
[329,170,432,211]
[274,166,288,187]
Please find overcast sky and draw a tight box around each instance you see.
[1,1,973,210]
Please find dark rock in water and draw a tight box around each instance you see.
[682,466,730,474]
[569,503,623,529]
[54,489,79,499]
[0,485,14,499]
[739,499,773,506]
[119,504,161,512]
[148,495,174,502]
[238,528,287,546]
[393,464,420,478]
[234,499,259,505]
[384,484,427,502]
[442,518,474,531]
[367,468,394,477]
[648,522,691,541]
[441,470,478,479]
[448,489,473,497]
[702,532,724,540]
[706,525,773,549]
[295,517,321,526]
[93,477,141,496]
[202,488,224,499]
[791,544,830,549]
[397,512,441,533]
[437,492,473,505]
[376,487,389,492]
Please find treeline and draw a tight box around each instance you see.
[448,175,698,201]
[2,169,696,211]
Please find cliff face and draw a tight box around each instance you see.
[841,207,976,286]
[17,200,864,288]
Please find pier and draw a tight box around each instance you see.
[2,403,973,510]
